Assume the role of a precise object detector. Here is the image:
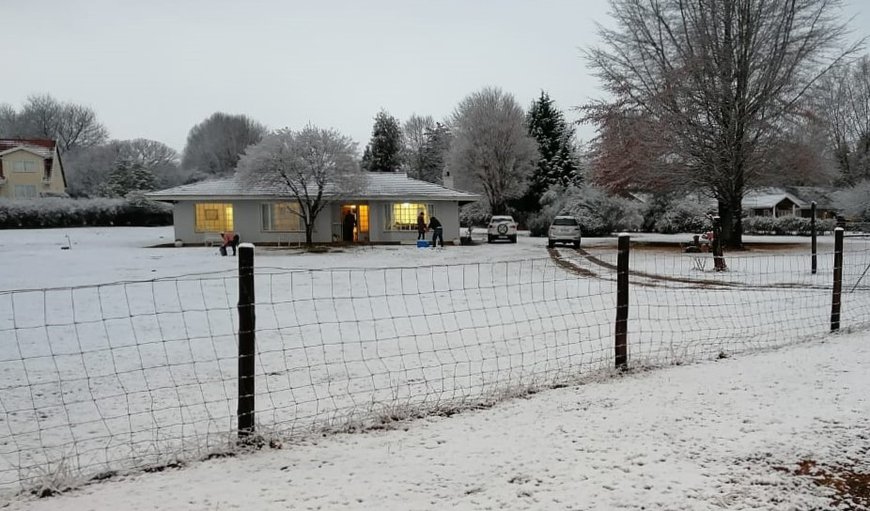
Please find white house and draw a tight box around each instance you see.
[147,173,479,245]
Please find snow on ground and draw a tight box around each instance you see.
[8,329,870,511]
[1,227,869,504]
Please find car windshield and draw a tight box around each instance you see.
[553,218,578,226]
[491,216,513,222]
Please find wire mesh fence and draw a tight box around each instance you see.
[1,236,869,498]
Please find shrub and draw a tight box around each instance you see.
[652,196,710,234]
[538,184,642,237]
[0,197,172,229]
[743,215,832,236]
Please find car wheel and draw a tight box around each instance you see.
[548,240,555,248]
[510,235,517,243]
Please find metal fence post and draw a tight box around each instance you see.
[811,201,817,275]
[615,234,630,370]
[237,243,256,439]
[831,228,843,332]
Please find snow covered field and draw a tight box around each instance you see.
[0,227,869,502]
[9,329,870,511]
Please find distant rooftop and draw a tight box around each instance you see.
[0,138,56,159]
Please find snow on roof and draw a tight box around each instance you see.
[147,172,480,202]
[743,188,807,209]
[0,139,55,159]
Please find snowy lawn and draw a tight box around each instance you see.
[8,329,870,511]
[0,227,868,501]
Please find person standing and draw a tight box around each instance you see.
[416,211,427,240]
[343,210,356,242]
[428,215,443,248]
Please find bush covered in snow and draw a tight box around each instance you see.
[0,196,172,228]
[460,199,492,228]
[646,195,711,234]
[834,180,870,221]
[531,184,642,237]
[742,215,836,235]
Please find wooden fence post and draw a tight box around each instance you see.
[615,234,630,370]
[811,201,817,275]
[712,216,727,271]
[831,228,843,332]
[237,243,256,439]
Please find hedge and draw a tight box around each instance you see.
[0,196,172,229]
[742,215,836,235]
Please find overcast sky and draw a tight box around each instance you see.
[2,0,868,154]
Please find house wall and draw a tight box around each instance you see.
[369,200,461,243]
[172,200,336,245]
[0,149,65,198]
[170,199,462,245]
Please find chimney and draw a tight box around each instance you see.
[442,169,454,189]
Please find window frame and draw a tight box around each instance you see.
[12,160,38,173]
[194,203,234,233]
[261,202,304,232]
[384,203,435,231]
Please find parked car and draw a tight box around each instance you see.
[487,215,518,243]
[548,216,581,248]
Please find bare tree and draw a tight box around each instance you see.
[816,56,870,184]
[3,94,108,151]
[181,112,267,177]
[448,87,538,215]
[0,103,18,135]
[584,0,861,247]
[236,126,364,245]
[402,114,435,178]
[65,139,181,196]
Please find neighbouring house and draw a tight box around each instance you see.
[0,139,67,199]
[743,187,840,219]
[147,172,479,245]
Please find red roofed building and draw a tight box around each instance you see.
[0,139,67,198]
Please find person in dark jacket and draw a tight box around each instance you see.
[343,211,356,242]
[417,211,427,240]
[428,216,443,248]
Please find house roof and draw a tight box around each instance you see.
[147,172,480,202]
[0,139,56,159]
[743,188,807,209]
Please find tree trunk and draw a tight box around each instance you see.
[718,196,744,249]
[304,221,314,247]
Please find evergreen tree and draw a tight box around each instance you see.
[361,110,403,172]
[100,159,156,197]
[515,92,580,214]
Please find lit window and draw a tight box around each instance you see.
[195,203,234,232]
[385,203,433,231]
[261,203,302,231]
[14,185,37,199]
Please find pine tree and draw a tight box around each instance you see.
[361,110,403,172]
[100,159,156,197]
[516,92,580,213]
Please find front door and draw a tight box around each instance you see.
[339,204,369,242]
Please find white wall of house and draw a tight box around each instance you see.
[170,199,463,245]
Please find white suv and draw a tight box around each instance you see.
[548,216,581,248]
[487,215,518,243]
